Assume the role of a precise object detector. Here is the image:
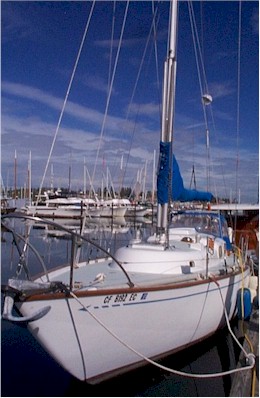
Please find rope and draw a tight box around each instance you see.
[235,241,258,397]
[68,276,255,379]
[209,273,248,359]
[239,295,258,398]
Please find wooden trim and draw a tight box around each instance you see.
[22,266,248,302]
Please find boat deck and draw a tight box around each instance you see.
[38,257,233,293]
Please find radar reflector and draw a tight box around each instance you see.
[202,94,212,105]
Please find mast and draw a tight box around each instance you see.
[68,152,72,194]
[142,159,147,202]
[157,0,178,236]
[28,151,32,205]
[50,164,54,193]
[152,149,156,203]
[14,149,17,203]
[83,157,87,197]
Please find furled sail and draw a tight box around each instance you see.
[171,154,213,202]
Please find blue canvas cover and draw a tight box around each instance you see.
[157,144,213,204]
[157,142,171,205]
[172,154,213,202]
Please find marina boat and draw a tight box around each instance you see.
[1,0,255,385]
[22,196,100,219]
[23,195,133,220]
[125,203,152,218]
[103,198,152,218]
[94,198,127,218]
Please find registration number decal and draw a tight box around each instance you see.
[103,292,148,305]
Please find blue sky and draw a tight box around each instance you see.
[1,1,259,203]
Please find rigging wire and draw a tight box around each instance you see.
[119,2,161,190]
[187,1,211,192]
[220,2,242,215]
[100,1,162,197]
[16,2,96,273]
[152,1,163,131]
[35,2,96,209]
[188,1,244,206]
[108,1,116,95]
[91,1,130,190]
[199,1,205,91]
[234,1,242,231]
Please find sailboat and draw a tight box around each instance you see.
[1,0,255,384]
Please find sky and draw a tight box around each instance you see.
[1,0,259,203]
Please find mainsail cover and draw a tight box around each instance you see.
[171,154,213,202]
[157,142,213,204]
[157,142,171,205]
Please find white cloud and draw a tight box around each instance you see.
[128,102,160,120]
[209,81,235,100]
[81,74,116,95]
[2,80,258,202]
[1,81,151,138]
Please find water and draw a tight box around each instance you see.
[1,216,243,397]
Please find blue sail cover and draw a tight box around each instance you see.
[172,154,213,202]
[157,144,213,204]
[157,142,171,205]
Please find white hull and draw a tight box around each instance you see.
[23,205,88,219]
[22,205,102,219]
[24,205,126,219]
[97,206,127,218]
[16,260,250,383]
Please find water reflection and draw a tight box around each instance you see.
[1,216,154,284]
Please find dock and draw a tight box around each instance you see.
[229,306,259,397]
